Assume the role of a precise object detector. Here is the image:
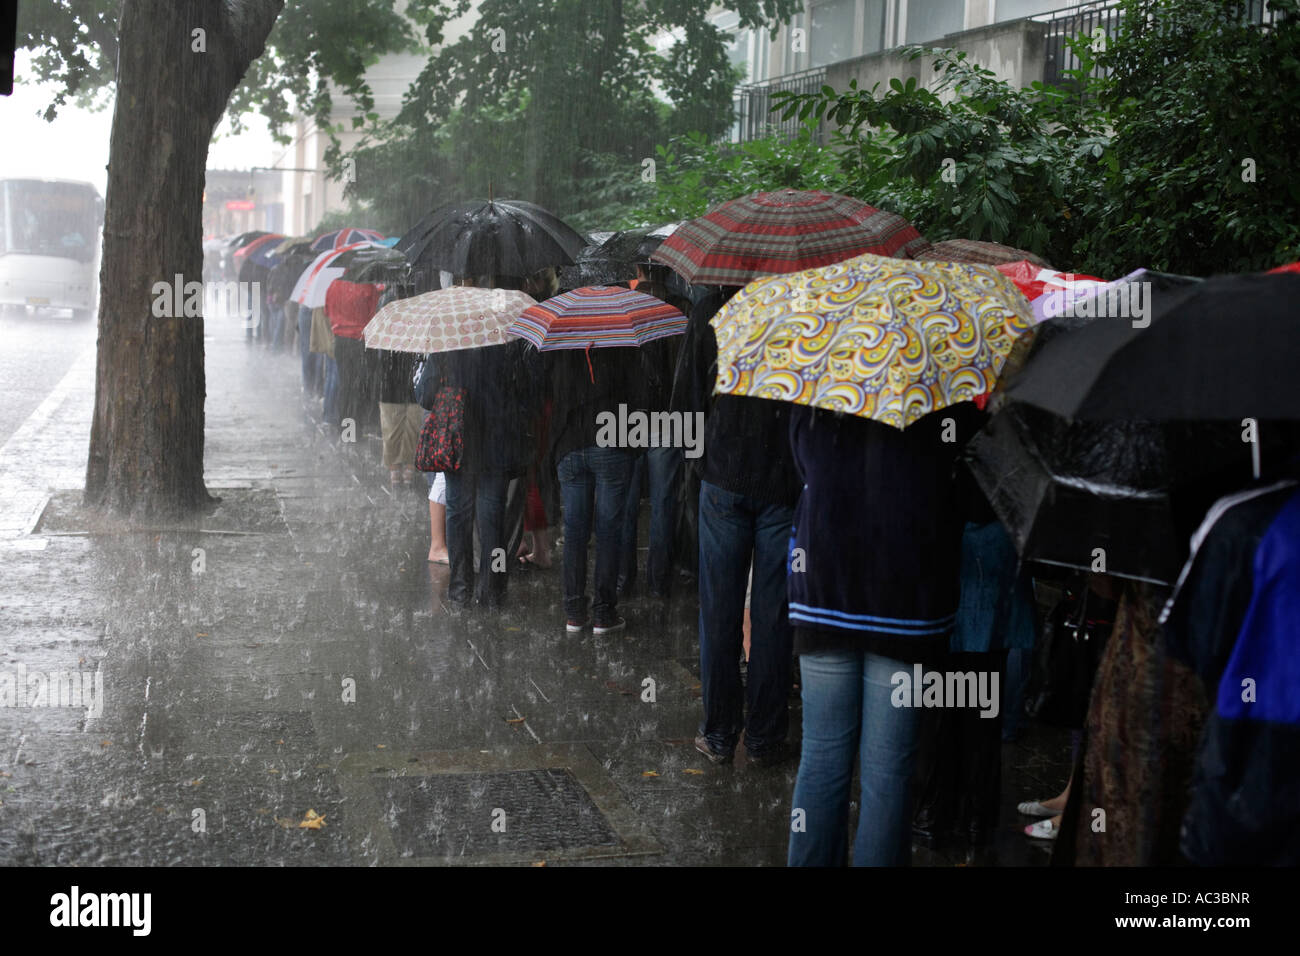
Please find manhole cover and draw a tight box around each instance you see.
[374,769,619,857]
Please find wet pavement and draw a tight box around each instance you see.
[0,315,1071,865]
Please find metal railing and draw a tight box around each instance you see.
[1039,0,1289,88]
[731,67,828,143]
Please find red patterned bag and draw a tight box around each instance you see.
[415,386,466,472]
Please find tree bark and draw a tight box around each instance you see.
[84,0,283,518]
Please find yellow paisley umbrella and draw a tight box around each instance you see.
[709,252,1035,429]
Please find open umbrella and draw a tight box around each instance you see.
[310,227,384,252]
[966,404,1257,584]
[917,238,1052,269]
[651,190,928,286]
[709,252,1033,429]
[363,286,536,355]
[1004,272,1300,423]
[291,242,387,308]
[507,286,686,351]
[395,199,587,277]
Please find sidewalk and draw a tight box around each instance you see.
[0,318,1067,865]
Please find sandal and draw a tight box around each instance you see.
[1024,818,1059,840]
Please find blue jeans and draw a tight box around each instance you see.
[298,306,322,393]
[445,470,509,607]
[322,356,340,425]
[788,650,920,867]
[619,446,682,595]
[557,446,633,623]
[697,480,793,756]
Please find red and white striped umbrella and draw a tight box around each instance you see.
[291,242,384,308]
[651,189,928,286]
[507,286,686,352]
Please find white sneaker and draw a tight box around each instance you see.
[1017,800,1058,818]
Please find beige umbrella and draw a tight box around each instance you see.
[363,286,537,355]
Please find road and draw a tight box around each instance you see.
[0,309,96,448]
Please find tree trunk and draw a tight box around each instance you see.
[84,0,282,518]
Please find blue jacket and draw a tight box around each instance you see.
[1163,483,1300,865]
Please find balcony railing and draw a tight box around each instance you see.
[731,67,827,143]
[1039,0,1288,88]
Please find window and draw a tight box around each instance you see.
[994,0,1066,22]
[864,0,889,54]
[810,0,857,67]
[905,0,966,44]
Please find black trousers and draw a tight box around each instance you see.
[913,649,1009,836]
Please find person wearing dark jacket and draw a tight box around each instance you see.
[617,275,688,598]
[549,346,648,634]
[674,285,802,767]
[418,338,543,609]
[785,401,983,866]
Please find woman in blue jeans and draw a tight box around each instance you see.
[786,402,981,866]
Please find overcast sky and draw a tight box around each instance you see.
[0,52,279,196]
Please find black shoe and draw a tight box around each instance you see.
[745,740,790,768]
[693,734,734,765]
[592,615,626,635]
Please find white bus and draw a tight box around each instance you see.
[0,178,103,320]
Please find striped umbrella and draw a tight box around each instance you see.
[651,190,928,286]
[363,286,537,355]
[507,286,686,351]
[310,227,384,252]
[916,238,1052,269]
[710,253,1034,430]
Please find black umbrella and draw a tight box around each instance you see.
[592,224,680,268]
[395,199,586,278]
[966,405,1260,583]
[1004,272,1300,422]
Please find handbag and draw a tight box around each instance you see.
[415,386,466,472]
[1023,584,1115,729]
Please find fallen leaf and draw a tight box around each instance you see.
[277,739,285,745]
[99,740,111,748]
[196,632,209,637]
[531,861,546,867]
[376,744,386,749]
[298,809,327,830]
[255,808,271,815]
[683,768,704,775]
[188,778,203,787]
[505,626,521,632]
[267,768,280,775]
[506,717,526,725]
[641,771,659,778]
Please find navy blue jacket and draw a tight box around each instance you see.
[787,403,982,662]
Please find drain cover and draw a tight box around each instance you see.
[374,768,619,857]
